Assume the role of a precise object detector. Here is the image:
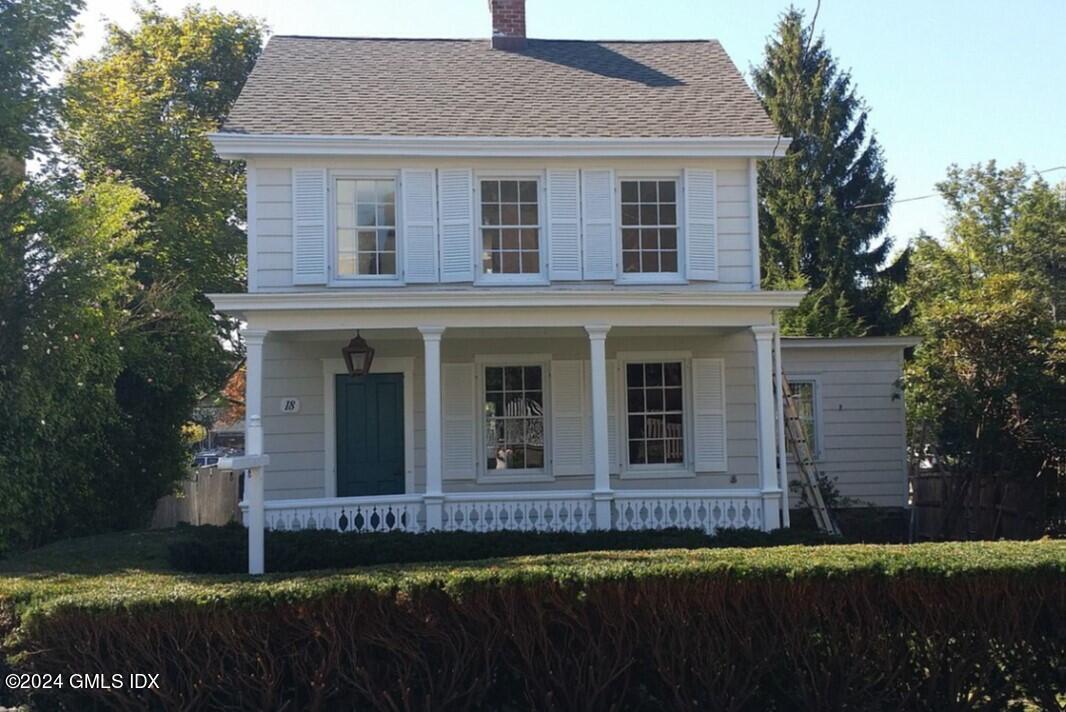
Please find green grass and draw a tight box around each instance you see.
[0,529,1063,626]
[0,528,178,576]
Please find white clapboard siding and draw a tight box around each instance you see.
[692,357,728,471]
[581,169,616,280]
[292,168,328,285]
[684,168,718,281]
[442,363,476,480]
[547,169,582,281]
[606,359,620,474]
[551,360,591,475]
[401,169,438,282]
[438,169,474,282]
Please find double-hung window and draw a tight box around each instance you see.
[625,361,685,467]
[483,364,546,473]
[479,178,542,280]
[620,179,679,276]
[335,177,397,279]
[788,380,820,457]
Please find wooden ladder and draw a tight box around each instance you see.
[780,374,841,536]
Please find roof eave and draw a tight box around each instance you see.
[208,132,792,160]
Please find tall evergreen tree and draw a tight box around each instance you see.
[753,7,906,335]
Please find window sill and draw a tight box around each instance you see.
[618,467,695,480]
[614,275,688,286]
[328,278,405,288]
[476,470,555,485]
[476,276,550,287]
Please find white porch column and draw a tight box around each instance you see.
[420,326,446,530]
[244,328,268,574]
[585,325,613,529]
[752,325,782,530]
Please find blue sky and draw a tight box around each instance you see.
[71,0,1065,247]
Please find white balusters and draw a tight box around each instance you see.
[442,493,595,533]
[613,493,765,534]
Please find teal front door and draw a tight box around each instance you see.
[336,373,405,497]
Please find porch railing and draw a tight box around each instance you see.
[245,490,767,534]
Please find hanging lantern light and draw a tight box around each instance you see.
[342,331,375,377]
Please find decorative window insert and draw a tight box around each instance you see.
[620,179,679,274]
[625,361,685,466]
[480,179,541,276]
[789,380,819,457]
[483,365,546,472]
[335,178,397,278]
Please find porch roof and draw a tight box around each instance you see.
[208,288,805,331]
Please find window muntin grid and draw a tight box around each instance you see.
[484,365,545,471]
[336,178,397,277]
[625,361,685,466]
[620,179,679,274]
[480,179,540,275]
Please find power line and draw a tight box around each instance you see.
[852,165,1066,210]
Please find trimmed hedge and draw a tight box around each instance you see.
[3,541,1064,710]
[166,523,840,573]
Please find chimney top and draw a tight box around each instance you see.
[489,0,527,50]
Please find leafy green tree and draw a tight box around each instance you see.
[0,4,265,551]
[52,6,264,537]
[753,7,906,336]
[61,5,264,295]
[905,162,1065,481]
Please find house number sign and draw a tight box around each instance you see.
[280,397,301,414]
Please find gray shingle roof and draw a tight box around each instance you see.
[221,36,778,139]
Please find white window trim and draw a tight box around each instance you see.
[473,171,549,286]
[616,350,695,479]
[615,172,687,286]
[321,357,417,498]
[473,353,553,483]
[786,373,824,461]
[328,169,405,287]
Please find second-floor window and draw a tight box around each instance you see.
[620,179,679,275]
[335,177,397,278]
[480,178,541,278]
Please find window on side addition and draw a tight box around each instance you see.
[789,380,819,456]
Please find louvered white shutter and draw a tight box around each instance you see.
[581,169,616,280]
[551,360,592,476]
[442,363,476,480]
[684,168,718,281]
[438,169,474,282]
[692,358,727,472]
[547,169,582,281]
[402,169,438,283]
[292,168,328,285]
[606,359,620,474]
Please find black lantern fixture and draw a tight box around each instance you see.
[342,331,375,377]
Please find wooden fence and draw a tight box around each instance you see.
[910,471,1051,540]
[150,467,242,529]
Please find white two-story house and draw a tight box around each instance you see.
[209,0,914,572]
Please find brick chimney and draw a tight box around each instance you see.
[489,0,527,50]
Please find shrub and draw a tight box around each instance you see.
[4,542,1064,711]
[166,524,841,573]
